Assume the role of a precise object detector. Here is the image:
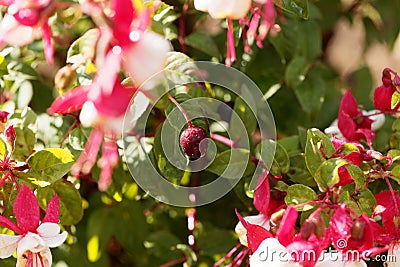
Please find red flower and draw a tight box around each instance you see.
[338,90,374,145]
[373,68,400,112]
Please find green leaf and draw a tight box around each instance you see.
[259,140,290,176]
[285,57,310,89]
[184,32,220,57]
[68,128,87,151]
[197,229,237,255]
[356,189,376,217]
[285,184,318,211]
[296,21,322,60]
[392,91,400,109]
[287,155,316,187]
[0,137,7,160]
[28,148,75,184]
[207,149,254,179]
[67,29,98,64]
[145,231,181,261]
[278,136,301,157]
[345,164,366,191]
[232,97,257,134]
[292,68,326,120]
[314,158,347,190]
[274,0,308,18]
[37,180,83,225]
[305,128,335,176]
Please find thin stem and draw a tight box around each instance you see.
[226,18,236,66]
[385,177,400,218]
[168,95,192,127]
[210,133,238,148]
[160,256,186,267]
[214,243,242,267]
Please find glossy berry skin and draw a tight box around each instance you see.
[180,126,208,159]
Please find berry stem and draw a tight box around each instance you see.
[168,95,192,127]
[385,177,400,218]
[210,133,238,148]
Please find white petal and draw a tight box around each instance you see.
[0,14,35,46]
[249,238,294,267]
[80,101,100,128]
[207,0,251,19]
[17,232,46,255]
[194,0,211,12]
[0,234,19,258]
[363,110,385,131]
[42,231,67,248]
[123,31,172,87]
[37,222,61,237]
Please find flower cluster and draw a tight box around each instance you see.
[217,68,400,266]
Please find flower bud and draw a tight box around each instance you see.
[300,221,315,240]
[55,65,76,91]
[350,219,365,241]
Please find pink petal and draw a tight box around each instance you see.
[329,206,352,251]
[0,216,22,234]
[277,205,298,246]
[90,81,135,118]
[236,210,272,252]
[0,0,13,6]
[42,195,60,224]
[14,184,40,233]
[48,86,90,115]
[110,0,134,45]
[340,90,359,117]
[13,8,40,26]
[41,21,54,65]
[71,129,103,176]
[254,171,270,214]
[97,140,119,191]
[91,51,122,96]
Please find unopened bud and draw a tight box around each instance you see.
[350,219,365,241]
[301,221,315,240]
[55,65,76,91]
[311,216,325,238]
[270,209,285,227]
[382,68,393,87]
[0,111,9,123]
[394,216,400,228]
[5,125,16,151]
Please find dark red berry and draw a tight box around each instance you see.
[180,126,207,159]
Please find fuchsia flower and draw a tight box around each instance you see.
[0,0,56,64]
[49,0,170,190]
[338,90,375,146]
[194,0,279,66]
[48,77,136,191]
[246,206,330,267]
[373,191,400,266]
[0,184,67,267]
[86,0,172,88]
[373,68,400,113]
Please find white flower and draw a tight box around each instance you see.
[194,0,252,20]
[0,222,67,267]
[235,214,269,247]
[249,238,296,267]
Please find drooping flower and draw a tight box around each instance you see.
[373,190,400,266]
[337,90,375,145]
[0,184,67,266]
[373,68,400,113]
[85,0,172,89]
[0,0,56,64]
[194,0,252,66]
[48,77,139,191]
